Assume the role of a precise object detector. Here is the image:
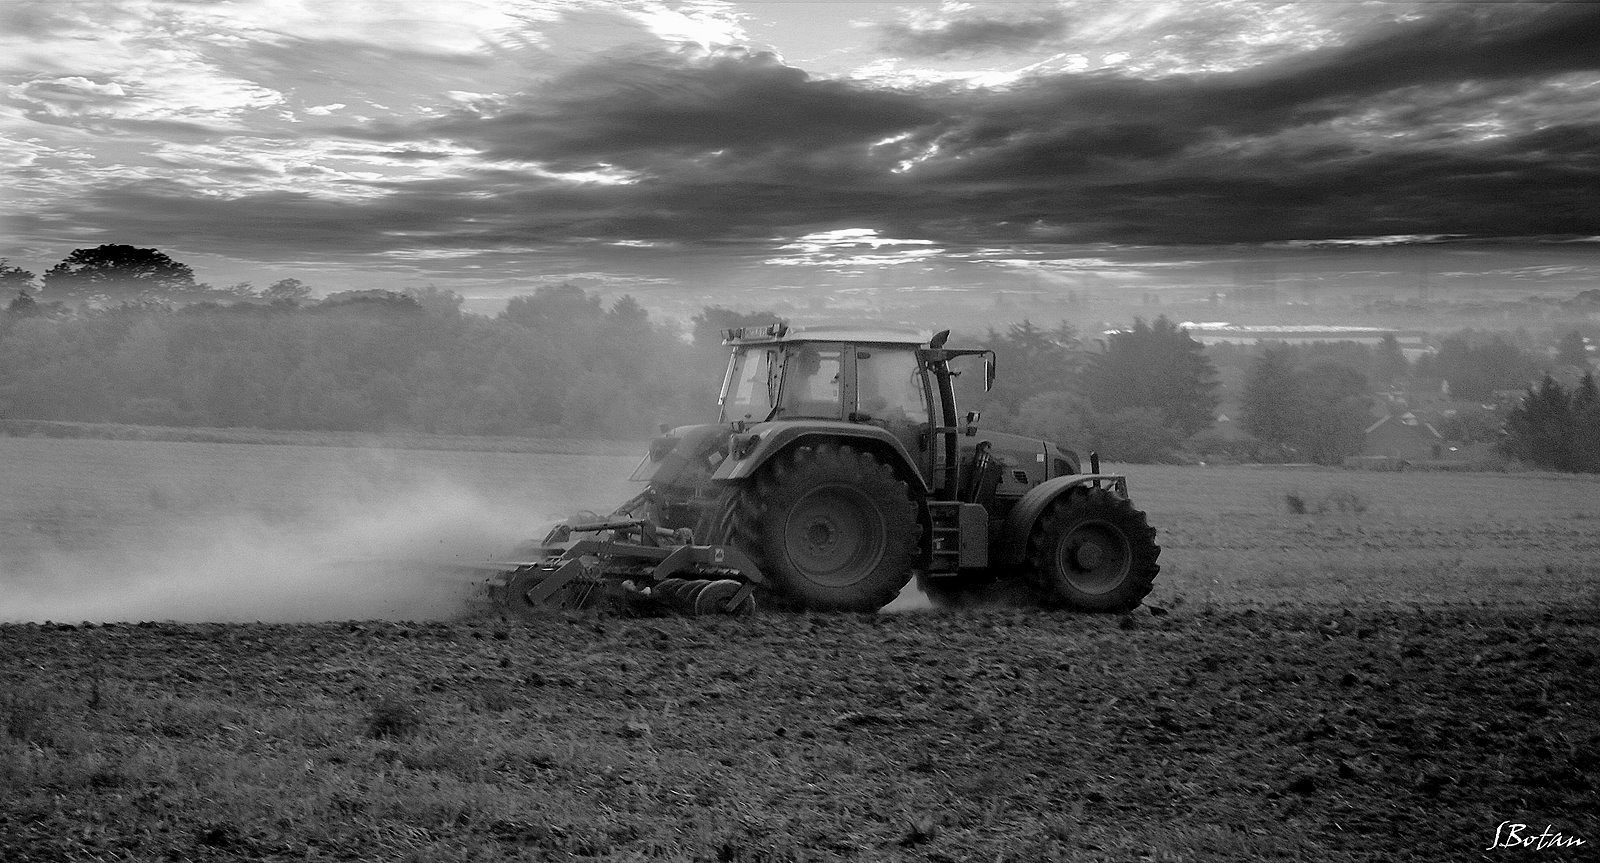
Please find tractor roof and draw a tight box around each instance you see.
[720,322,929,347]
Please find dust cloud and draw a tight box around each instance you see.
[0,443,635,624]
[881,579,935,612]
[0,482,550,624]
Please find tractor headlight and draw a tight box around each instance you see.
[730,432,761,459]
[647,435,679,462]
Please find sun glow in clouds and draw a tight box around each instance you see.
[766,228,942,267]
[784,228,936,250]
[526,162,641,185]
[626,1,748,49]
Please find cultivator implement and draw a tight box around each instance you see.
[485,516,764,618]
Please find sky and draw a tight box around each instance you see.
[3,0,1599,313]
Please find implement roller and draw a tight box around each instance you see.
[488,516,762,618]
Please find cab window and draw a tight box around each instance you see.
[721,348,777,422]
[778,345,842,418]
[856,348,928,423]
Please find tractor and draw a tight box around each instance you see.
[489,324,1159,616]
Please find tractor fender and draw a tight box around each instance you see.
[711,421,929,493]
[630,423,732,486]
[995,474,1130,567]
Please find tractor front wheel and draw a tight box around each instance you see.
[1028,488,1160,612]
[731,443,919,612]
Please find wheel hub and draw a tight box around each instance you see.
[1056,520,1132,595]
[784,485,886,587]
[804,518,838,551]
[1073,541,1104,570]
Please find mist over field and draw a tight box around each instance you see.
[5,435,1598,625]
[9,483,501,623]
[0,439,636,624]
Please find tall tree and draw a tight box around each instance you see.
[263,278,313,303]
[501,282,603,332]
[1502,376,1575,471]
[0,258,37,292]
[1294,360,1372,465]
[5,290,39,319]
[43,244,198,303]
[1240,346,1302,445]
[608,295,650,331]
[1085,316,1218,436]
[1372,333,1409,383]
[1426,332,1542,401]
[1241,348,1373,464]
[1573,373,1600,472]
[980,319,1081,414]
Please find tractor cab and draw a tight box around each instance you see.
[718,324,930,425]
[715,324,1063,511]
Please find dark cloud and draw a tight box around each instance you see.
[378,47,938,173]
[27,3,1600,270]
[895,4,1600,242]
[1278,3,1600,97]
[928,4,1600,173]
[245,1,1600,254]
[0,1,81,40]
[876,8,1069,57]
[77,184,426,257]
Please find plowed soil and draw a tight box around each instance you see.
[4,445,1598,860]
[3,604,1596,861]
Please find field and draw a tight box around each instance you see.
[2,437,1597,861]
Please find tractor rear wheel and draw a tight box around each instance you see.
[1028,488,1160,612]
[729,443,919,612]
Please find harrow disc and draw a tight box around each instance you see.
[661,579,703,609]
[681,579,715,610]
[643,577,752,615]
[654,577,688,598]
[653,578,691,608]
[694,579,755,616]
[494,564,608,618]
[497,566,546,619]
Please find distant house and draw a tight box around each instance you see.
[1363,413,1444,461]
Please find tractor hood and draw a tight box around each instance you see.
[629,423,735,489]
[966,429,1081,490]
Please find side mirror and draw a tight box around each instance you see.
[964,410,981,436]
[985,353,996,392]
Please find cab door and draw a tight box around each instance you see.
[850,345,933,483]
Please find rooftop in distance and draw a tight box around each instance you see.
[721,322,931,346]
[1170,322,1428,347]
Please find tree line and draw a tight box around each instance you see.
[0,283,780,439]
[0,245,1227,452]
[2,245,1592,469]
[0,274,1221,452]
[1,247,312,305]
[4,285,1589,469]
